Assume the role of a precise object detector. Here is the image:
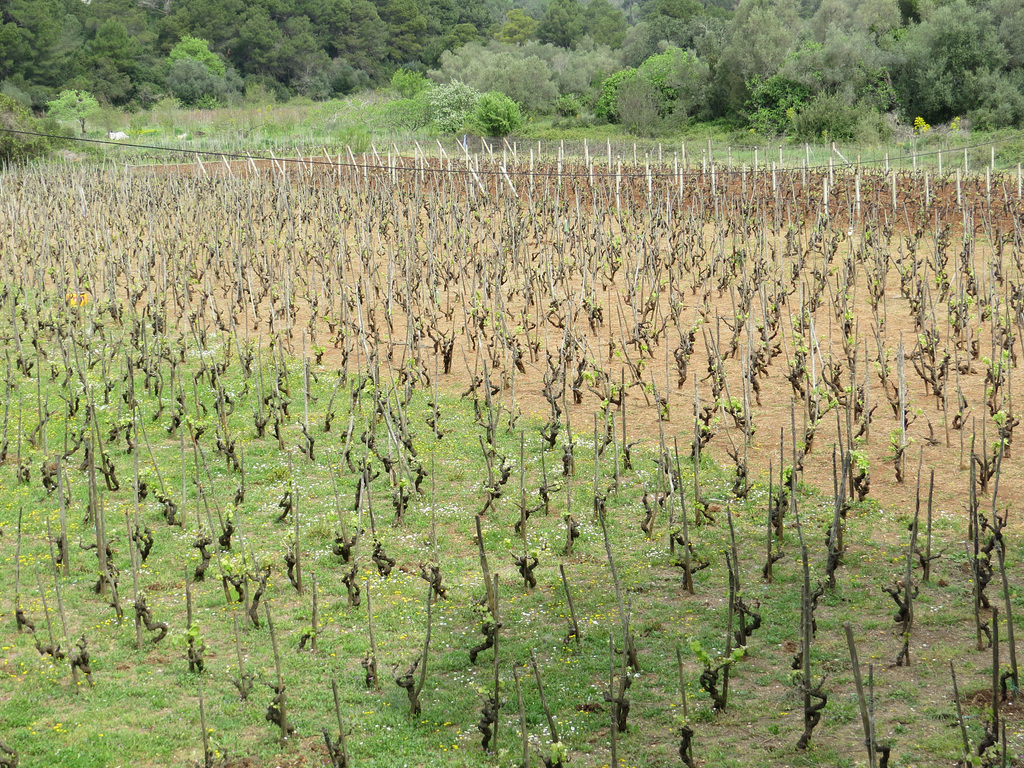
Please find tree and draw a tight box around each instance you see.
[790,92,860,140]
[380,92,434,129]
[315,0,388,74]
[639,0,705,22]
[469,91,523,136]
[73,18,149,105]
[970,70,1024,128]
[418,0,493,64]
[376,0,428,62]
[45,14,85,90]
[276,16,334,94]
[433,44,559,111]
[423,23,481,66]
[546,42,622,97]
[776,36,885,101]
[234,8,286,78]
[615,76,662,135]
[169,35,226,76]
[808,0,851,42]
[47,89,100,134]
[852,0,900,40]
[596,47,710,124]
[620,22,663,67]
[892,0,1007,122]
[495,10,538,44]
[624,0,720,65]
[0,0,82,93]
[637,47,684,114]
[161,0,247,59]
[657,46,711,119]
[166,58,236,107]
[535,0,584,49]
[432,40,618,111]
[0,21,33,83]
[711,0,802,116]
[582,0,628,49]
[991,0,1024,69]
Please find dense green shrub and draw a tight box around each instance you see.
[594,67,638,122]
[380,92,434,130]
[555,94,582,117]
[427,80,481,133]
[615,77,662,136]
[892,0,1007,123]
[469,91,523,137]
[851,110,895,144]
[790,93,861,142]
[168,36,226,77]
[595,47,711,127]
[969,71,1024,128]
[166,59,238,108]
[0,94,51,164]
[391,68,430,98]
[432,41,620,113]
[746,74,812,136]
[640,46,710,120]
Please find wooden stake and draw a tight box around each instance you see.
[310,571,319,651]
[530,651,560,747]
[476,515,495,615]
[846,622,876,768]
[56,455,69,577]
[997,543,1018,690]
[330,679,349,766]
[673,437,693,593]
[608,634,618,766]
[198,677,213,768]
[366,580,379,690]
[950,662,974,767]
[491,574,500,750]
[514,668,529,768]
[293,488,303,595]
[559,564,581,646]
[924,469,934,583]
[266,605,289,743]
[992,606,1001,739]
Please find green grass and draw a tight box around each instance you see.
[52,92,1024,175]
[0,321,1017,768]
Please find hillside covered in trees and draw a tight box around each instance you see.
[1,0,1023,137]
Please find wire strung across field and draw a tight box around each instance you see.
[1,126,1021,178]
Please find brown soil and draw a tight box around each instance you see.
[32,154,1024,538]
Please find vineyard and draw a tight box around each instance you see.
[1,149,1024,768]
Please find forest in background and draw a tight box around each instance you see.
[2,0,1024,142]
